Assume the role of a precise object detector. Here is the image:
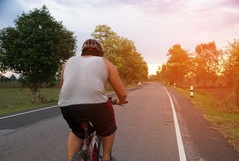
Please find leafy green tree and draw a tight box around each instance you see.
[195,41,220,86]
[119,38,148,84]
[165,44,192,86]
[92,25,148,84]
[92,25,125,70]
[0,5,77,102]
[156,64,166,83]
[223,39,239,106]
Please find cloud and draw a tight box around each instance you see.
[220,0,239,7]
[1,0,239,65]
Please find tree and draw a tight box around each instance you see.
[117,37,148,84]
[223,39,239,106]
[92,25,124,69]
[195,41,220,86]
[157,64,167,83]
[165,44,192,86]
[0,5,77,102]
[92,25,148,84]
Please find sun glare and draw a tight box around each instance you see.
[147,64,161,75]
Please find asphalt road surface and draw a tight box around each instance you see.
[0,82,239,161]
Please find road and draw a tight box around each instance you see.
[0,82,239,161]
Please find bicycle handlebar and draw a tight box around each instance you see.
[108,97,117,105]
[108,97,128,106]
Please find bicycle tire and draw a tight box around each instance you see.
[71,150,88,161]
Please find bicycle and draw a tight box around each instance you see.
[71,97,118,161]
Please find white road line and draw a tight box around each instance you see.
[0,105,59,120]
[0,93,116,120]
[163,86,187,161]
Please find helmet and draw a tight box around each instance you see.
[81,39,104,56]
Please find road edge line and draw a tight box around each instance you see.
[0,105,58,120]
[163,85,187,161]
[0,92,117,120]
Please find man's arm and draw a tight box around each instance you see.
[103,59,127,104]
[59,63,66,88]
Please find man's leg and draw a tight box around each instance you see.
[101,132,116,161]
[67,132,84,161]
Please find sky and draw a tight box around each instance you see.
[0,0,239,75]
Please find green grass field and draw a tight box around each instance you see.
[0,88,60,115]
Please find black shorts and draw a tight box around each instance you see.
[60,100,117,139]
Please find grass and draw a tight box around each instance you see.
[0,85,127,116]
[175,87,239,152]
[0,88,60,115]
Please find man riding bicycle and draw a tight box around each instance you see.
[58,39,127,161]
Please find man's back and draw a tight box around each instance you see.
[58,56,108,106]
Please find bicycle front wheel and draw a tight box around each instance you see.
[71,150,88,161]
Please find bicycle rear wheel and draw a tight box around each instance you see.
[71,150,88,161]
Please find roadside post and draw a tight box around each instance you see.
[190,86,193,97]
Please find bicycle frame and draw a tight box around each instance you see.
[80,120,101,161]
[72,98,119,161]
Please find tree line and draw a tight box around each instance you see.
[0,6,148,103]
[156,40,239,105]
